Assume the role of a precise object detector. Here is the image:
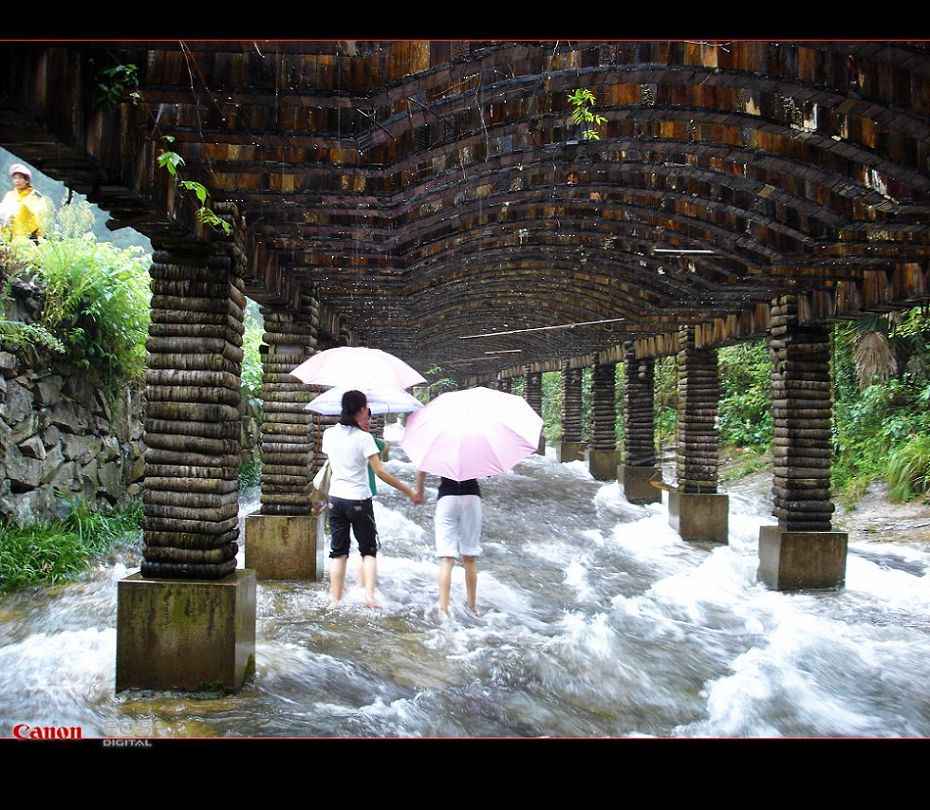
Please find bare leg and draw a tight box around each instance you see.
[438,556,455,615]
[462,556,478,613]
[330,555,348,603]
[355,556,364,587]
[360,554,379,608]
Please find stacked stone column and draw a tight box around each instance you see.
[558,365,585,462]
[669,326,728,541]
[524,369,545,454]
[245,305,325,581]
[621,343,661,503]
[759,296,847,590]
[141,248,245,578]
[118,244,255,693]
[258,308,316,517]
[588,362,618,479]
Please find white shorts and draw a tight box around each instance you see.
[434,494,482,558]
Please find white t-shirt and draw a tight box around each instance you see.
[322,424,381,500]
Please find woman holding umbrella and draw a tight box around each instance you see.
[322,390,422,607]
[402,386,543,618]
[416,471,481,615]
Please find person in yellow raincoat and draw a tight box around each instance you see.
[0,163,46,242]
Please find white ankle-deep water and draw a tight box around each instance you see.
[1,452,928,738]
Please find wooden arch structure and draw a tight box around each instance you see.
[4,42,929,377]
[2,42,929,686]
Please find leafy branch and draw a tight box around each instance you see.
[567,88,607,141]
[96,63,143,109]
[157,138,231,235]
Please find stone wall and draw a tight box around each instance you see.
[0,346,145,524]
[0,278,262,525]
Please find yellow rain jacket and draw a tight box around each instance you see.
[0,186,46,240]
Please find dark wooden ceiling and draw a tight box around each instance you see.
[2,41,929,379]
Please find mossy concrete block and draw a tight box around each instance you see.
[669,491,729,543]
[621,465,662,504]
[758,527,848,590]
[245,513,323,581]
[588,449,619,480]
[556,441,585,463]
[116,570,256,693]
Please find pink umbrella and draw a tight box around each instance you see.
[399,387,543,480]
[289,346,427,390]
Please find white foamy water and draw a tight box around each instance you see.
[2,453,929,737]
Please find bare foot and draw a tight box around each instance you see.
[365,598,381,609]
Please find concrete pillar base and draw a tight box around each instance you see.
[536,437,546,456]
[758,526,848,590]
[116,570,256,693]
[621,465,662,504]
[588,449,619,480]
[245,513,323,581]
[556,441,586,463]
[668,491,729,543]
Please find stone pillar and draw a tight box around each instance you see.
[558,365,585,462]
[244,306,322,581]
[669,326,728,542]
[119,242,255,692]
[141,248,245,578]
[588,362,618,479]
[621,343,661,504]
[258,307,316,516]
[758,296,847,590]
[524,369,545,455]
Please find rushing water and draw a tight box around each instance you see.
[1,451,929,738]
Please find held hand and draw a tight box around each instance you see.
[409,489,424,505]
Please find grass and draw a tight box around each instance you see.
[719,445,772,482]
[0,498,142,596]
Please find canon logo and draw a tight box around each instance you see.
[12,724,83,740]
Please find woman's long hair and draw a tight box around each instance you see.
[338,390,368,427]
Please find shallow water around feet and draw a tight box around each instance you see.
[1,451,928,738]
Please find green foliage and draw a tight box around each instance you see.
[832,369,930,500]
[0,498,142,596]
[886,434,930,502]
[238,459,262,489]
[179,180,208,204]
[157,150,185,178]
[654,355,677,452]
[27,236,151,383]
[240,309,264,399]
[158,148,231,235]
[541,370,563,442]
[567,88,607,141]
[96,63,141,109]
[581,366,593,443]
[614,362,625,443]
[52,195,97,238]
[0,319,65,354]
[415,365,457,404]
[718,341,773,449]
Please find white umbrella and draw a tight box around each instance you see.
[289,346,427,389]
[304,386,423,416]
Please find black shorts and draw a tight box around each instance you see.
[328,496,379,558]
